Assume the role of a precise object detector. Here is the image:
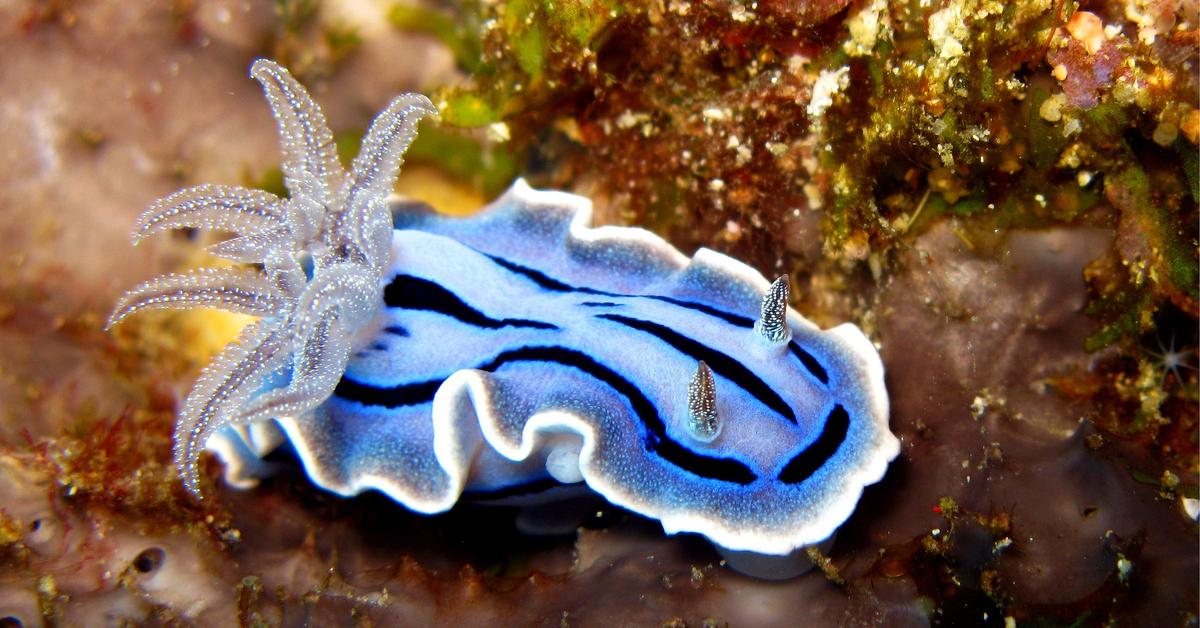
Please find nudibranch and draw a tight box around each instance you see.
[110,60,899,561]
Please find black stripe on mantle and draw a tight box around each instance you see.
[483,253,830,385]
[334,345,759,485]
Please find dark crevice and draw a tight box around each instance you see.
[463,476,562,500]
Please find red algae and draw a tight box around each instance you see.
[1047,12,1131,108]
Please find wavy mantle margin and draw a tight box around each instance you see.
[213,180,900,556]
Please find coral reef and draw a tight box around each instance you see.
[0,0,1195,625]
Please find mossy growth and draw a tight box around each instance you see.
[395,0,628,127]
[390,0,1193,291]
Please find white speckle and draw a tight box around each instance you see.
[928,5,967,61]
[803,183,823,210]
[735,144,752,167]
[843,0,889,56]
[1034,194,1047,207]
[702,107,731,121]
[1077,171,1094,186]
[937,143,954,167]
[971,395,988,419]
[786,55,808,76]
[1117,556,1133,583]
[807,67,850,120]
[616,110,649,130]
[487,122,511,142]
[1039,93,1066,122]
[709,178,726,191]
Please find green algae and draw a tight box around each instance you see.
[1107,164,1199,310]
[388,4,483,73]
[404,126,522,196]
[274,0,318,34]
[395,0,625,129]
[1085,288,1152,353]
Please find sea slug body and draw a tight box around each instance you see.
[110,60,900,561]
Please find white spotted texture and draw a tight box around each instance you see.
[110,59,437,495]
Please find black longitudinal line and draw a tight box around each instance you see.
[777,405,849,484]
[333,345,758,485]
[383,325,410,336]
[486,254,585,293]
[644,295,754,327]
[597,313,798,425]
[789,343,829,384]
[383,274,557,330]
[335,377,442,408]
[488,254,751,323]
[485,253,831,385]
[580,301,623,308]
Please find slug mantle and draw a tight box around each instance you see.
[109,59,900,557]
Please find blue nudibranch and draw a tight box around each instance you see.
[111,60,899,557]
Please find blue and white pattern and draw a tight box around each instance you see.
[111,60,899,556]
